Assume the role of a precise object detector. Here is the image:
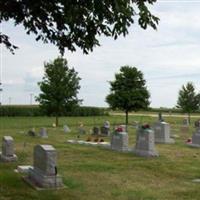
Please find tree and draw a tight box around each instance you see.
[37,57,81,126]
[106,66,150,130]
[0,1,159,54]
[177,82,200,124]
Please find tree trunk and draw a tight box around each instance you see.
[188,113,191,125]
[56,115,59,127]
[125,110,128,132]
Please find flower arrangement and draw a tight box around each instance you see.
[141,124,150,129]
[115,126,124,132]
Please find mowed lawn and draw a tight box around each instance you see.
[1,115,200,200]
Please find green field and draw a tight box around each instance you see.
[1,115,200,200]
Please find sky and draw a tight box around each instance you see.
[1,1,200,108]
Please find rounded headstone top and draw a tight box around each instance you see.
[3,136,13,141]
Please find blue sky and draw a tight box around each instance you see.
[1,1,200,107]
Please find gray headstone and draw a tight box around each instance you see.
[158,112,164,122]
[100,126,110,136]
[183,118,189,126]
[26,145,63,189]
[0,136,17,162]
[153,122,175,144]
[111,132,128,152]
[63,125,70,133]
[28,128,36,137]
[39,128,48,138]
[134,127,159,157]
[92,127,99,135]
[188,129,200,147]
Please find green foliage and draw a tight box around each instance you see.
[37,57,81,124]
[106,66,150,125]
[106,66,150,112]
[0,0,159,54]
[177,82,200,114]
[0,105,108,117]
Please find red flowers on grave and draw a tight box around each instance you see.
[115,126,123,132]
[141,124,150,129]
[186,138,192,144]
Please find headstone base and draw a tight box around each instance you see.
[187,143,200,148]
[155,138,175,144]
[0,152,17,162]
[25,167,64,189]
[133,149,159,157]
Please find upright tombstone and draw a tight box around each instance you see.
[188,126,200,147]
[0,136,17,162]
[153,122,175,144]
[158,112,164,122]
[26,145,63,189]
[100,121,110,136]
[133,125,159,157]
[111,128,129,152]
[92,127,99,135]
[28,128,36,137]
[63,125,70,133]
[39,128,48,138]
[183,118,189,126]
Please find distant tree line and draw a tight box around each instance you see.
[0,105,108,117]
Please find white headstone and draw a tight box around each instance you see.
[63,125,70,133]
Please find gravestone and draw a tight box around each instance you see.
[92,127,99,135]
[28,128,36,137]
[111,131,128,152]
[180,117,190,134]
[133,126,159,157]
[63,125,70,133]
[25,145,63,189]
[158,112,164,122]
[183,118,189,126]
[0,136,17,162]
[100,121,110,136]
[153,122,175,144]
[39,128,48,138]
[188,129,200,147]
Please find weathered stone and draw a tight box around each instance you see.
[0,136,17,162]
[153,122,175,144]
[111,132,129,152]
[92,127,99,135]
[133,127,159,157]
[100,126,110,136]
[188,129,200,148]
[63,125,70,133]
[26,145,63,189]
[39,128,48,138]
[183,118,189,126]
[158,112,164,122]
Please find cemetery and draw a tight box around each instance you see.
[1,114,200,200]
[1,1,200,200]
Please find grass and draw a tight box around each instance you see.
[0,115,200,200]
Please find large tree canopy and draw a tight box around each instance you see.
[0,0,158,54]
